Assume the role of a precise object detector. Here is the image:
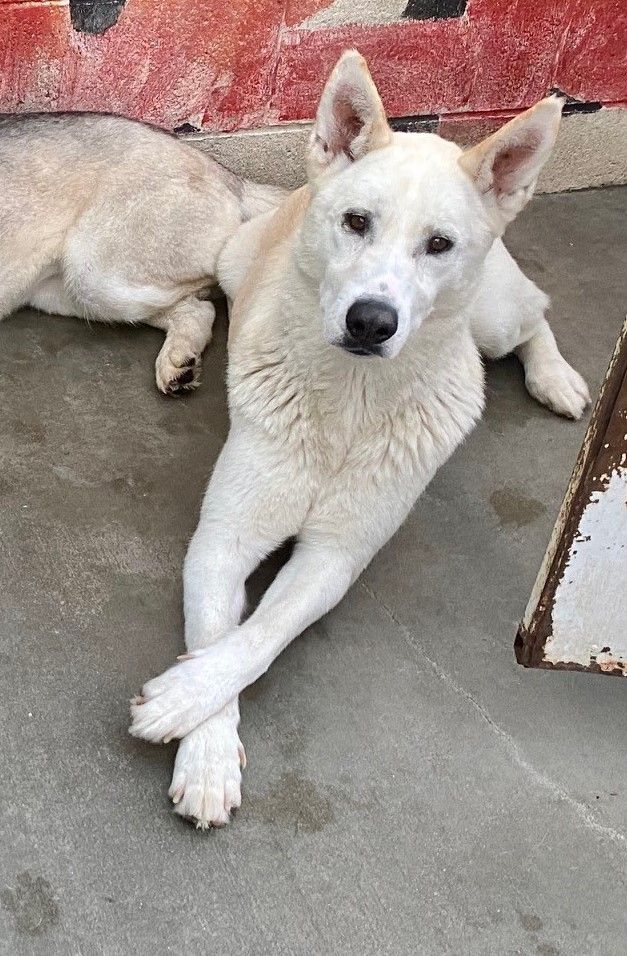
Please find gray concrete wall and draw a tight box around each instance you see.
[187,107,627,194]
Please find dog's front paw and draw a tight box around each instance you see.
[155,345,202,396]
[525,356,591,420]
[170,714,246,829]
[129,637,249,744]
[129,662,206,743]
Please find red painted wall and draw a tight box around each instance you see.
[0,0,625,132]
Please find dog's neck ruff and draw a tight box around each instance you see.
[228,252,484,480]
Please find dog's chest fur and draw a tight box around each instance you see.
[229,312,484,491]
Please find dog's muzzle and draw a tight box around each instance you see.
[340,297,398,356]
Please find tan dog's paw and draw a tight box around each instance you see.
[155,345,202,395]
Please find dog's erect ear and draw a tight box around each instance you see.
[307,49,392,181]
[459,97,563,231]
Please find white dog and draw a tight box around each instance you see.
[130,51,590,827]
[0,113,283,393]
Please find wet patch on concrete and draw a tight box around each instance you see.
[1,872,60,937]
[278,724,307,761]
[490,487,547,528]
[9,419,46,444]
[518,910,544,932]
[248,772,334,834]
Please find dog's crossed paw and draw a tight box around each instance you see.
[169,719,246,829]
[129,672,197,744]
[130,636,250,744]
[129,653,221,743]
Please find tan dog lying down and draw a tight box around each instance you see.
[0,113,284,393]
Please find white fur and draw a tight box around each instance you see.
[130,51,590,826]
[0,114,285,394]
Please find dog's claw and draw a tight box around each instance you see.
[171,785,184,805]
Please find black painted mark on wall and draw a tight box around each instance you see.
[403,0,466,19]
[549,88,602,115]
[70,0,127,35]
[390,114,439,133]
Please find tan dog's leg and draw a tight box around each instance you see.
[147,296,216,395]
[0,258,54,321]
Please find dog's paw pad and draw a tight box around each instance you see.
[165,359,200,395]
[156,350,201,396]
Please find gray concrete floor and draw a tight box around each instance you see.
[0,187,626,956]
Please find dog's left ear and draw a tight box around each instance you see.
[459,96,563,231]
[308,49,392,182]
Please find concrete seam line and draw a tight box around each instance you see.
[359,580,627,850]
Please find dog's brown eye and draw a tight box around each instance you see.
[343,212,369,235]
[427,235,453,254]
[427,236,453,256]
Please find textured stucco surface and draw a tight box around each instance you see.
[0,188,626,954]
[1,1,624,130]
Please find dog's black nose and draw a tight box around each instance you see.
[345,298,398,347]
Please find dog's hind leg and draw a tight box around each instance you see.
[146,295,216,395]
[471,239,590,419]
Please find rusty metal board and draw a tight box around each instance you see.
[516,318,627,676]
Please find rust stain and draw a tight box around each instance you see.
[596,655,627,675]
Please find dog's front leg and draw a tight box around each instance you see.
[154,425,303,827]
[167,531,252,830]
[130,538,364,744]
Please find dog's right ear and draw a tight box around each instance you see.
[307,49,392,182]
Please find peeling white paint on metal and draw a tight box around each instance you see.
[521,432,595,632]
[544,467,627,672]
